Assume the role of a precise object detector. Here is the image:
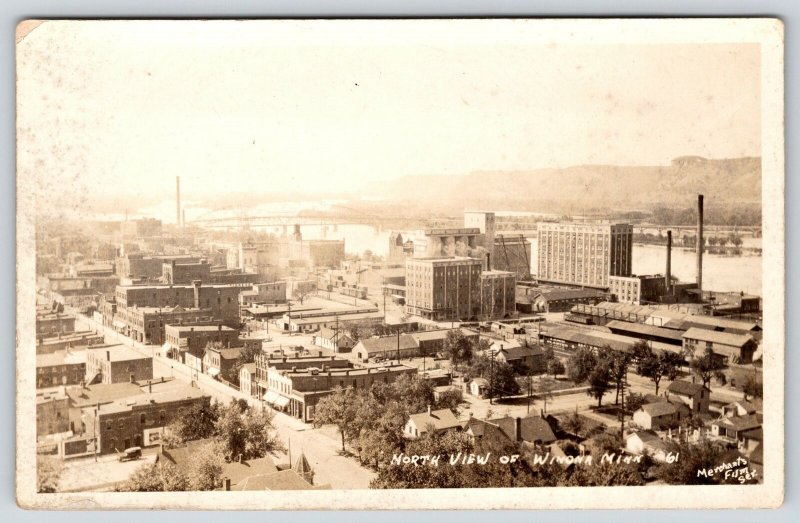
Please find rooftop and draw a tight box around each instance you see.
[86,344,151,362]
[682,327,755,347]
[355,334,418,355]
[640,402,678,417]
[667,380,708,397]
[37,350,87,367]
[408,408,461,432]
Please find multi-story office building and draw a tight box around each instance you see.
[608,274,668,305]
[536,222,633,288]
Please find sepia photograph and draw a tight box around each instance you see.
[15,18,784,509]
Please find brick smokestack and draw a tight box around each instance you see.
[666,230,672,294]
[697,195,704,293]
[176,176,181,226]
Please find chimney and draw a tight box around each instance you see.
[223,477,231,491]
[106,350,110,361]
[666,230,673,294]
[697,194,704,293]
[192,280,201,309]
[176,176,181,227]
[515,417,522,442]
[486,252,491,271]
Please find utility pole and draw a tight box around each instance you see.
[396,329,400,361]
[489,350,494,405]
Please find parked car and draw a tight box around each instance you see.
[118,447,142,462]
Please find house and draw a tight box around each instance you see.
[408,328,479,357]
[666,380,710,414]
[239,363,258,397]
[463,414,557,447]
[403,407,461,438]
[203,346,242,380]
[709,414,762,448]
[352,334,418,362]
[625,431,671,462]
[492,415,557,446]
[682,327,758,364]
[632,402,679,431]
[722,400,758,418]
[312,327,356,353]
[491,344,545,373]
[468,378,489,398]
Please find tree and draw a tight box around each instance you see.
[314,387,362,452]
[743,374,763,400]
[560,410,585,438]
[605,348,631,405]
[626,392,647,415]
[292,286,313,305]
[567,347,597,384]
[442,329,474,367]
[543,346,565,377]
[163,401,220,448]
[214,400,282,461]
[124,461,188,492]
[186,440,227,491]
[587,364,612,407]
[690,348,727,389]
[654,439,728,485]
[435,388,464,413]
[464,353,520,399]
[37,455,63,493]
[229,342,263,386]
[564,462,644,487]
[358,401,408,469]
[636,347,682,396]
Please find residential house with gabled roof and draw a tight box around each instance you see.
[463,413,557,447]
[722,400,758,418]
[312,327,356,353]
[710,413,762,450]
[404,407,461,439]
[633,402,680,431]
[625,431,671,462]
[666,380,710,413]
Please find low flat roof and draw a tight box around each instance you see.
[86,344,151,362]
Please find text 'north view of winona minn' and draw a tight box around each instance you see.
[24,22,764,494]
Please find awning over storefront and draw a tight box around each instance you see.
[112,320,126,329]
[273,396,290,408]
[207,368,220,377]
[264,391,279,404]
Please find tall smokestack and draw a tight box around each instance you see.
[182,208,186,229]
[666,230,672,294]
[176,176,181,226]
[696,194,704,293]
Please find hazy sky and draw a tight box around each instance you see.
[17,20,761,205]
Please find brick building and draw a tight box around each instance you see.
[265,363,417,423]
[608,274,669,305]
[80,380,209,454]
[163,324,240,360]
[36,350,87,389]
[405,257,516,321]
[36,312,76,337]
[537,222,633,288]
[85,345,153,384]
[37,389,71,436]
